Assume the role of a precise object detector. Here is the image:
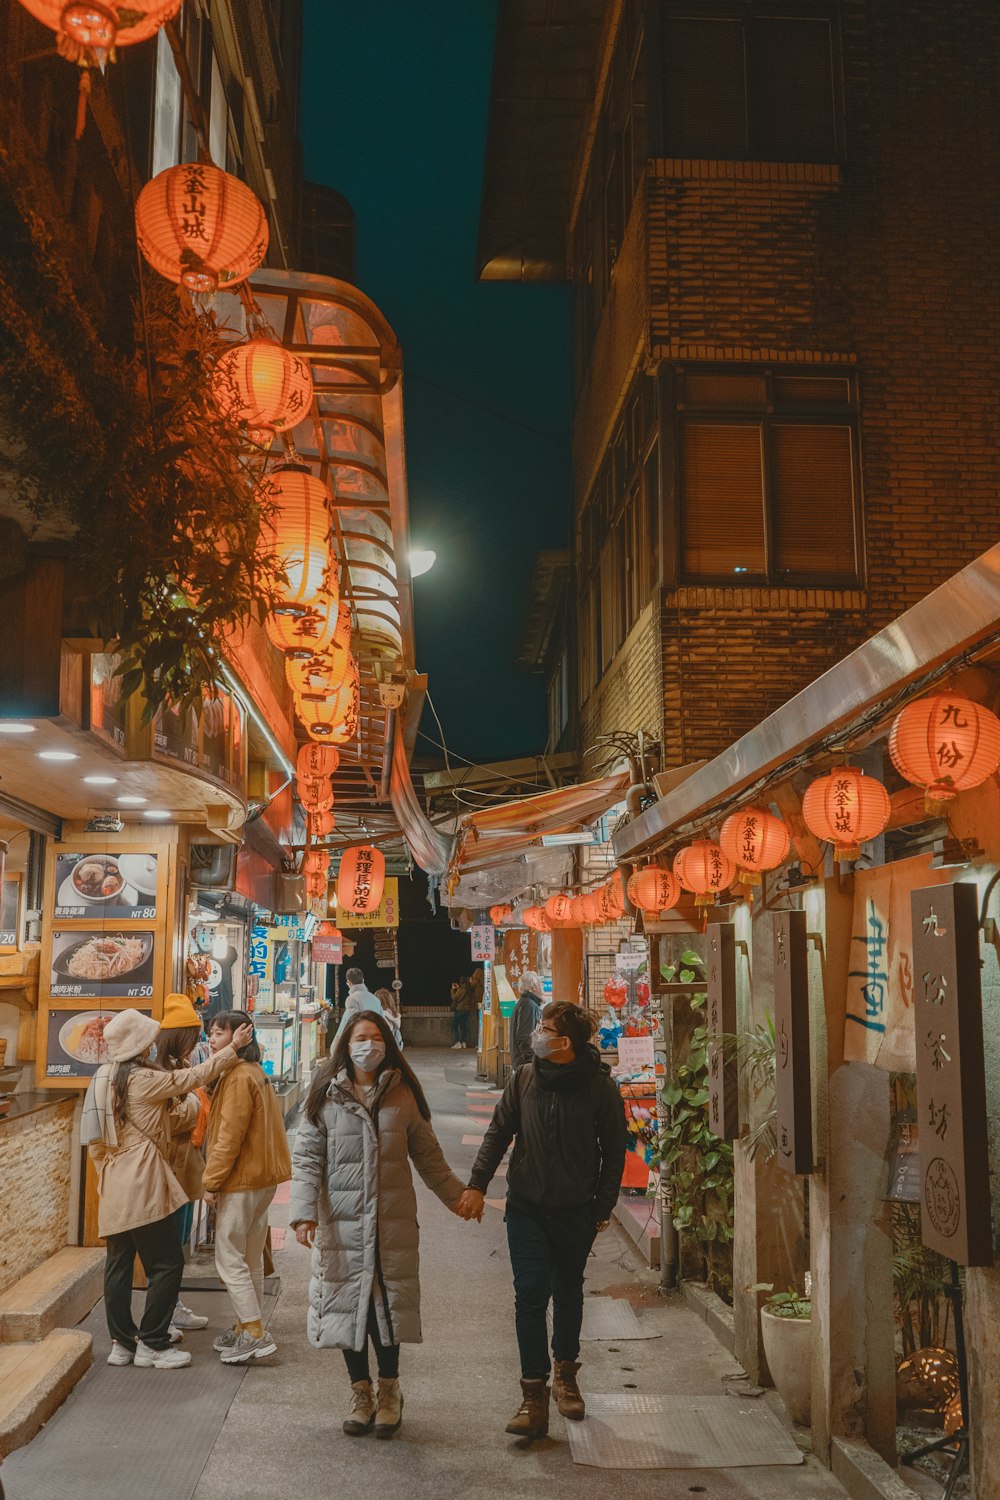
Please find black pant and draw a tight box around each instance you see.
[505,1204,597,1380]
[342,1300,401,1383]
[450,1009,472,1044]
[104,1215,185,1352]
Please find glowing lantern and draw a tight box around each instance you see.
[295,774,333,812]
[213,338,312,435]
[258,466,333,615]
[135,164,268,294]
[489,904,513,925]
[521,905,551,932]
[308,809,336,839]
[599,871,626,921]
[802,766,891,862]
[18,0,180,57]
[304,849,330,878]
[626,866,682,914]
[673,841,736,909]
[719,807,791,888]
[337,845,386,915]
[889,694,1000,810]
[569,895,588,925]
[286,647,351,702]
[580,890,603,925]
[298,743,340,779]
[295,661,359,745]
[306,872,327,899]
[545,892,575,925]
[316,921,341,939]
[265,596,340,658]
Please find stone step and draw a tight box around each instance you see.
[0,1248,104,1343]
[0,1329,92,1457]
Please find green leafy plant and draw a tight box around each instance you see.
[751,1282,812,1320]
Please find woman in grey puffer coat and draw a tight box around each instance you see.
[290,1011,467,1440]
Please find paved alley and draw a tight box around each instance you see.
[4,1053,847,1500]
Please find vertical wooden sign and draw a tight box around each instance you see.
[910,882,992,1265]
[706,922,738,1141]
[772,909,813,1175]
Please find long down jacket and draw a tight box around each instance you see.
[289,1069,465,1351]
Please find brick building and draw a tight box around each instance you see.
[479,0,1000,769]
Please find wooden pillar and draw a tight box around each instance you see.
[551,927,584,1006]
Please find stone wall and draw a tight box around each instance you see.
[0,1098,75,1294]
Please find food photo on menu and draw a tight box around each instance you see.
[45,1007,153,1078]
[53,851,159,921]
[49,930,156,999]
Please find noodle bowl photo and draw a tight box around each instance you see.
[50,931,154,995]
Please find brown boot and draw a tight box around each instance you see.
[343,1379,376,1436]
[505,1378,550,1439]
[553,1359,586,1420]
[374,1377,403,1439]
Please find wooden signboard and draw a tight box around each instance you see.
[772,909,813,1175]
[706,922,738,1141]
[909,882,992,1265]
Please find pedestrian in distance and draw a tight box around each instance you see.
[457,1001,627,1440]
[290,1011,472,1440]
[82,1008,252,1370]
[331,966,384,1049]
[203,1011,292,1364]
[157,991,213,1337]
[375,986,404,1049]
[448,973,475,1049]
[509,970,544,1070]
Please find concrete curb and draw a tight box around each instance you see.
[681,1280,737,1356]
[0,1249,104,1343]
[831,1437,926,1500]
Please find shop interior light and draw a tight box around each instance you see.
[83,775,118,785]
[118,795,148,806]
[0,723,36,734]
[143,810,172,820]
[38,750,79,761]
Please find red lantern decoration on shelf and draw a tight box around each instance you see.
[598,871,626,921]
[304,849,331,878]
[213,338,312,435]
[626,865,682,914]
[673,840,736,909]
[889,694,1000,810]
[719,806,791,888]
[337,845,386,915]
[18,0,180,58]
[802,766,891,862]
[298,743,340,780]
[308,809,336,839]
[580,890,603,925]
[258,466,333,616]
[135,164,268,293]
[545,892,574,925]
[489,904,513,926]
[295,774,333,812]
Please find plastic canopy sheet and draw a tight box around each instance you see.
[566,1393,805,1469]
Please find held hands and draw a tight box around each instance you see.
[453,1188,485,1222]
[231,1022,254,1051]
[294,1221,317,1248]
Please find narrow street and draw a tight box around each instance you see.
[4,1051,845,1500]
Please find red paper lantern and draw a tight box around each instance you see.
[306,871,327,899]
[259,466,333,616]
[522,905,552,932]
[316,921,341,939]
[286,646,351,702]
[673,840,736,909]
[308,809,336,839]
[569,895,587,925]
[545,892,574,925]
[580,890,603,925]
[295,774,333,812]
[18,0,179,56]
[489,904,513,925]
[135,164,268,293]
[298,743,340,779]
[265,595,340,658]
[889,694,1000,808]
[802,766,891,862]
[599,871,626,921]
[304,849,330,877]
[213,338,312,436]
[337,845,386,914]
[295,660,359,745]
[626,866,682,914]
[719,806,791,887]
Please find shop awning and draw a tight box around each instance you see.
[390,726,453,877]
[451,770,630,883]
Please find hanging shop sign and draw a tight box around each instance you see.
[333,877,399,930]
[909,882,992,1265]
[772,910,813,1175]
[706,922,738,1141]
[470,925,493,962]
[53,851,160,922]
[312,932,343,966]
[248,923,274,1009]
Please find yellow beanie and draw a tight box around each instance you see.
[161,992,203,1030]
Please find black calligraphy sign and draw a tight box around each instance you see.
[706,922,738,1141]
[772,910,813,1175]
[910,882,991,1265]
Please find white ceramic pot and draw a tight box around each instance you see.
[761,1307,812,1426]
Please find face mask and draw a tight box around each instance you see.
[350,1040,386,1071]
[532,1032,567,1060]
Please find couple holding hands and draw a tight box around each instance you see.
[290,1000,627,1441]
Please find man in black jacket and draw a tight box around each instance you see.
[459,1001,626,1440]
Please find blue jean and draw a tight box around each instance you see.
[505,1204,597,1379]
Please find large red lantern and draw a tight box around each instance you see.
[135,164,268,293]
[719,807,791,888]
[569,895,588,925]
[295,661,360,745]
[673,840,736,909]
[306,871,328,900]
[545,892,574,926]
[598,871,626,921]
[286,647,351,702]
[337,845,386,915]
[295,774,333,812]
[580,890,603,925]
[18,0,179,57]
[802,766,891,862]
[304,849,331,878]
[265,596,341,658]
[889,694,1000,810]
[258,466,333,615]
[489,904,513,925]
[213,338,312,435]
[308,809,336,839]
[626,866,682,914]
[522,905,551,932]
[298,743,340,779]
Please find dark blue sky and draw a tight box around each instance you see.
[300,0,572,764]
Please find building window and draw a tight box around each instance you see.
[675,369,860,585]
[661,10,838,162]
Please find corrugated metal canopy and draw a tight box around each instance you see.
[452,770,629,877]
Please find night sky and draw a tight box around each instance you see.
[300,1,572,765]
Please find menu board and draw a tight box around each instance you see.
[89,652,129,753]
[53,851,159,922]
[49,929,156,1000]
[44,1006,153,1081]
[0,876,20,950]
[153,690,246,795]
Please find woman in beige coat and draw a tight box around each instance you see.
[82,1008,251,1370]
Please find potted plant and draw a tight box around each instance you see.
[751,1283,812,1425]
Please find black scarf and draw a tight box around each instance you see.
[532,1044,604,1093]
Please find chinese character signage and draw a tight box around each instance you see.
[772,910,813,1175]
[312,933,343,966]
[249,923,274,1009]
[910,882,991,1265]
[470,925,493,962]
[333,878,399,930]
[706,922,738,1141]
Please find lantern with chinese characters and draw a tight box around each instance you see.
[489,904,513,925]
[719,806,791,888]
[626,865,682,914]
[213,338,312,436]
[580,890,603,925]
[673,840,736,909]
[337,844,385,914]
[306,871,327,900]
[522,905,551,932]
[304,849,330,878]
[308,809,336,839]
[545,892,574,926]
[296,775,333,813]
[286,647,351,702]
[18,0,180,59]
[889,694,1000,811]
[802,766,891,862]
[295,661,359,744]
[135,164,268,293]
[598,871,626,921]
[569,895,588,925]
[298,742,340,780]
[258,466,334,616]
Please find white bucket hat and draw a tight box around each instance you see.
[102,1009,161,1063]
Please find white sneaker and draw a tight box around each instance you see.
[172,1301,209,1330]
[107,1341,134,1366]
[168,1325,185,1343]
[451,1042,463,1050]
[219,1328,278,1364]
[212,1326,240,1353]
[134,1341,192,1369]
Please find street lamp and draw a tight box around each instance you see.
[409,548,437,578]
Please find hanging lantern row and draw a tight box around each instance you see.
[19,0,180,63]
[337,845,386,916]
[296,772,333,813]
[136,162,268,294]
[308,808,336,840]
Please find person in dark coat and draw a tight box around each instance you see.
[458,1001,627,1439]
[509,970,543,1069]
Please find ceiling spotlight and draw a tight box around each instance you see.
[84,775,118,786]
[409,548,437,578]
[118,795,147,806]
[143,810,172,821]
[38,749,79,761]
[0,723,36,735]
